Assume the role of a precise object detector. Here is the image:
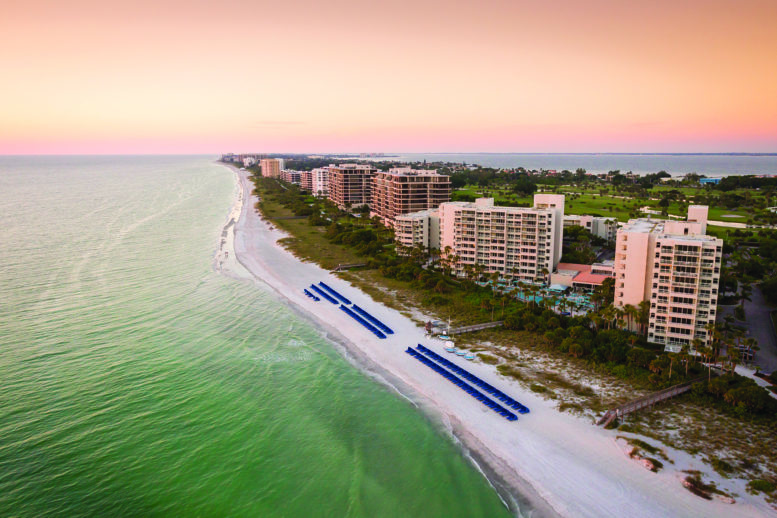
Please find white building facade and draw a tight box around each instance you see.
[614,206,722,350]
[438,195,565,281]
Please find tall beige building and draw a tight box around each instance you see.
[260,158,282,178]
[327,164,377,209]
[438,195,565,281]
[613,206,722,350]
[370,168,451,228]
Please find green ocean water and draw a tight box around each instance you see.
[0,156,512,517]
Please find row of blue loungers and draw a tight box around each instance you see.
[303,282,394,339]
[340,306,386,339]
[309,284,338,304]
[303,289,320,302]
[351,305,393,335]
[318,282,351,305]
[416,344,529,414]
[405,348,518,421]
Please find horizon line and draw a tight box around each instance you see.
[1,151,776,157]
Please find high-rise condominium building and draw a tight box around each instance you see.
[370,168,451,228]
[613,206,722,351]
[439,194,565,281]
[260,158,282,178]
[311,168,329,198]
[300,170,313,192]
[327,164,377,209]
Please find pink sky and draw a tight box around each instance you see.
[1,0,776,154]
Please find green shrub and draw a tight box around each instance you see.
[478,354,499,365]
[710,457,734,476]
[748,479,776,494]
[497,364,523,381]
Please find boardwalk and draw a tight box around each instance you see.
[597,377,705,427]
[331,263,367,272]
[447,321,504,335]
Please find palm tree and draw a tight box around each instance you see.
[637,300,651,336]
[691,337,703,363]
[667,351,676,380]
[699,344,714,382]
[705,322,722,359]
[489,271,500,292]
[500,295,509,319]
[528,284,540,310]
[601,305,616,330]
[744,337,759,363]
[591,313,604,331]
[613,306,626,330]
[680,344,691,376]
[727,346,741,375]
[623,304,639,331]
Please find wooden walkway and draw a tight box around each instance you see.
[597,376,705,427]
[448,321,504,335]
[331,263,367,272]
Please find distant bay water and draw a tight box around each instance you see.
[381,153,777,176]
[0,155,513,517]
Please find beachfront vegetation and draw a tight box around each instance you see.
[248,172,777,423]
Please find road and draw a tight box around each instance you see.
[718,286,777,374]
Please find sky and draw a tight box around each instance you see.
[1,0,776,154]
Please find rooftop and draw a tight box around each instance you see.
[573,271,612,286]
[620,218,719,242]
[556,263,591,273]
[384,167,446,177]
[396,208,439,220]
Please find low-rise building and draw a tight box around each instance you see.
[280,169,301,184]
[394,209,440,251]
[564,215,618,242]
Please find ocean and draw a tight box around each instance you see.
[381,153,777,176]
[0,155,512,517]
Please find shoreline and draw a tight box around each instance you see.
[218,163,773,518]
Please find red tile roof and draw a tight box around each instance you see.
[556,263,591,273]
[573,271,612,286]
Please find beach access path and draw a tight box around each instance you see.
[224,165,774,518]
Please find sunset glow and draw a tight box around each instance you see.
[2,0,776,153]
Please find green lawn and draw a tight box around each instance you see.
[453,183,759,223]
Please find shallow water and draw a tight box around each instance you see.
[0,155,512,517]
[384,152,777,175]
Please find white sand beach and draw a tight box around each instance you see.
[221,165,774,518]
